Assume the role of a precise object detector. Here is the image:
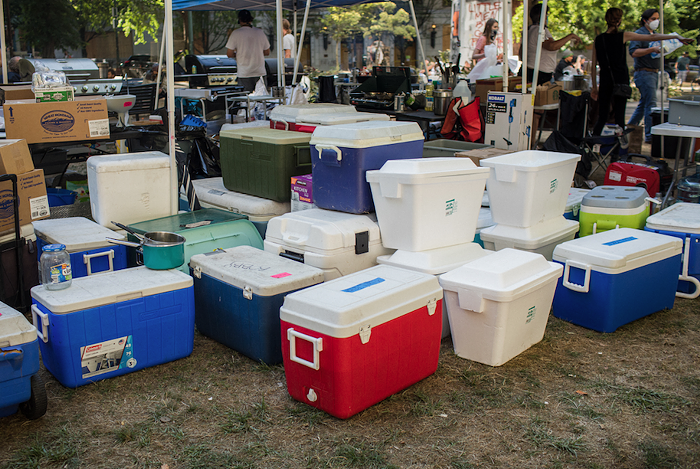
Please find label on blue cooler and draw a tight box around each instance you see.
[80,335,135,378]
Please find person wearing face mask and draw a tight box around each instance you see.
[553,51,576,80]
[472,18,503,63]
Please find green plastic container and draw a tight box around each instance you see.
[220,128,313,201]
[422,140,490,158]
[579,186,650,237]
[127,209,263,273]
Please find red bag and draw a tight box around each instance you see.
[604,161,660,197]
[440,97,483,142]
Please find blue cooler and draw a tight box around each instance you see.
[33,217,128,278]
[189,246,324,364]
[645,203,700,299]
[31,267,194,388]
[310,121,424,213]
[552,228,682,332]
[564,188,590,221]
[0,303,46,419]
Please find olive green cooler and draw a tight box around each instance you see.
[579,186,650,237]
[220,128,312,201]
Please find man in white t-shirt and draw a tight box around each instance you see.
[226,10,271,92]
[283,19,295,59]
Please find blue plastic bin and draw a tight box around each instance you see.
[46,188,77,207]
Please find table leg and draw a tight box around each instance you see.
[662,135,683,209]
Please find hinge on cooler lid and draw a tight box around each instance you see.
[243,286,253,300]
[426,298,437,316]
[193,266,202,279]
[359,325,371,344]
[355,231,369,254]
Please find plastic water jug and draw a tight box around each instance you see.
[677,175,700,204]
[453,79,471,102]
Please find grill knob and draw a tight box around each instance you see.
[93,85,100,92]
[110,84,117,91]
[73,86,77,92]
[81,85,88,92]
[226,77,233,83]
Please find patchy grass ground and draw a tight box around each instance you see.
[2,297,699,469]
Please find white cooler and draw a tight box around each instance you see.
[480,217,580,261]
[439,248,563,366]
[481,150,581,228]
[296,113,390,130]
[366,158,490,252]
[264,208,393,281]
[87,152,172,227]
[270,104,357,131]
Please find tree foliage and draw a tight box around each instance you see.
[18,0,82,57]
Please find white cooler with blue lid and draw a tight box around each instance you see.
[439,248,563,366]
[32,217,127,278]
[264,208,394,281]
[366,157,490,251]
[479,217,580,261]
[551,228,682,332]
[564,188,590,221]
[31,267,195,388]
[645,202,700,299]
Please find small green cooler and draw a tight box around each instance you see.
[127,209,264,273]
[220,128,313,201]
[579,186,650,237]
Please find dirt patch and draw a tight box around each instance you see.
[2,298,699,468]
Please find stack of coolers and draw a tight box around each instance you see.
[269,103,358,132]
[478,151,582,261]
[564,188,590,222]
[366,158,491,337]
[578,186,651,237]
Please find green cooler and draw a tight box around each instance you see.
[220,128,312,201]
[127,209,264,273]
[579,186,650,237]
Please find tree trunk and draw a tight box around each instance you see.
[335,40,340,70]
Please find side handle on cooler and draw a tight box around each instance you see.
[31,304,50,343]
[316,145,342,167]
[562,260,592,293]
[592,220,619,234]
[677,237,700,299]
[0,348,23,367]
[280,250,304,263]
[84,249,115,276]
[287,328,323,370]
[294,145,312,167]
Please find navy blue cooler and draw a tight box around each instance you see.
[0,302,46,419]
[31,267,194,388]
[310,121,424,213]
[551,228,682,332]
[33,217,128,278]
[189,246,323,364]
[645,203,700,299]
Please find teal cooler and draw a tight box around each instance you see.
[0,303,46,419]
[219,128,312,202]
[127,209,263,273]
[189,246,324,364]
[579,186,649,237]
[31,267,194,388]
[645,203,700,299]
[310,121,424,214]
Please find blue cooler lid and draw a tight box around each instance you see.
[645,202,700,235]
[33,217,125,252]
[0,302,36,346]
[582,186,648,209]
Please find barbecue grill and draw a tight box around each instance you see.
[32,58,124,96]
[350,66,413,111]
[185,55,238,88]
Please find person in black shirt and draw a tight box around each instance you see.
[553,51,575,81]
[590,7,693,135]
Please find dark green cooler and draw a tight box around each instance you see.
[220,128,312,201]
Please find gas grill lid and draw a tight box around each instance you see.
[186,55,237,73]
[32,58,100,80]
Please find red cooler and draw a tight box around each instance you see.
[280,265,443,419]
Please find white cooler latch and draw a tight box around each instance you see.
[192,266,202,279]
[426,298,437,316]
[355,231,369,254]
[243,285,253,300]
[359,325,371,344]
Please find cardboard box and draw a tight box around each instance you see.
[455,147,516,166]
[534,82,562,106]
[0,85,35,102]
[0,139,34,175]
[291,174,316,212]
[3,98,109,144]
[35,86,75,103]
[0,169,50,232]
[475,77,522,104]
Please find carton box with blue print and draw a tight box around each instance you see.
[3,98,109,144]
[0,169,50,233]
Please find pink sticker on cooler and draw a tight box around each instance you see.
[271,272,291,278]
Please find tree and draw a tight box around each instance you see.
[321,7,363,69]
[190,11,239,54]
[74,0,164,45]
[364,3,416,65]
[18,0,82,58]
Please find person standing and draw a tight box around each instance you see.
[676,51,691,84]
[226,9,271,92]
[472,18,502,63]
[553,50,576,80]
[282,19,295,59]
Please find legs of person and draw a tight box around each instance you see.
[612,94,627,130]
[538,71,553,85]
[679,70,688,83]
[238,77,260,93]
[627,70,657,142]
[593,84,614,135]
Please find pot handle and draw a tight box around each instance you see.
[106,238,142,249]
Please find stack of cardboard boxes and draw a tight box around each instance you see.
[474,77,563,107]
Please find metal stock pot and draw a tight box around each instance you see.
[107,231,186,270]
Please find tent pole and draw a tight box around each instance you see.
[502,0,507,90]
[165,0,178,215]
[293,0,298,60]
[521,0,528,97]
[293,0,311,85]
[276,0,283,89]
[408,0,426,75]
[155,26,166,111]
[0,0,8,85]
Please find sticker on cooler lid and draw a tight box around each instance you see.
[183,220,213,228]
[207,189,226,196]
[80,335,133,379]
[603,236,638,246]
[30,195,50,220]
[342,277,385,292]
[88,118,110,137]
[271,272,291,278]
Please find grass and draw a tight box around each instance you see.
[524,419,587,456]
[607,386,690,413]
[178,444,249,469]
[1,426,82,469]
[331,440,398,468]
[638,440,680,469]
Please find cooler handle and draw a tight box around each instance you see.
[275,119,290,130]
[0,348,23,366]
[83,250,115,276]
[677,237,700,299]
[287,328,323,370]
[317,145,342,167]
[294,145,312,167]
[563,260,592,293]
[31,304,49,344]
[592,221,619,234]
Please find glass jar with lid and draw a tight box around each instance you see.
[40,244,72,290]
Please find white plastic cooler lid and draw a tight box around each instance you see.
[480,217,579,249]
[269,103,357,123]
[296,113,390,125]
[0,224,35,244]
[219,127,313,144]
[191,177,290,218]
[565,188,590,213]
[265,209,383,255]
[31,267,193,314]
[646,203,700,235]
[480,150,580,175]
[552,227,683,273]
[439,248,563,304]
[86,151,170,173]
[366,157,490,186]
[0,303,36,346]
[33,217,125,252]
[280,265,442,339]
[310,121,424,149]
[189,246,323,296]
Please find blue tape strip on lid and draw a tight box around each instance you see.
[603,236,637,246]
[342,277,385,293]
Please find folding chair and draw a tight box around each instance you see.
[580,127,634,177]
